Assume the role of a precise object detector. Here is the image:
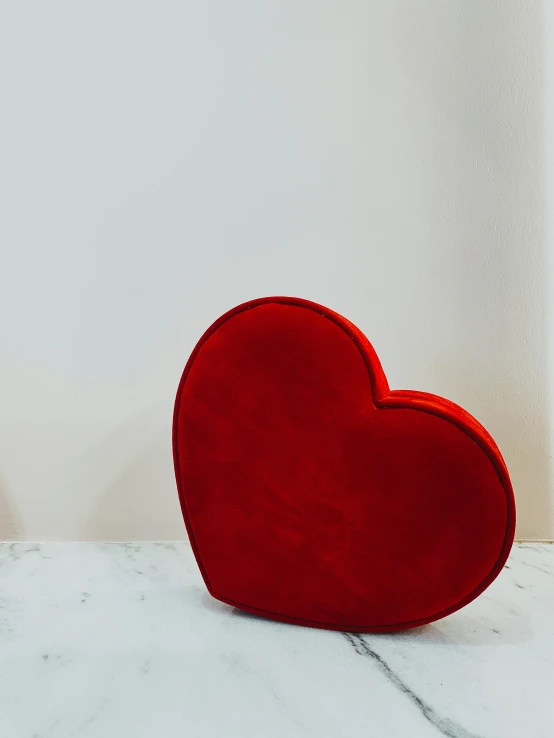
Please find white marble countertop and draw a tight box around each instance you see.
[0,542,552,738]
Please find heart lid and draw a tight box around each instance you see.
[173,297,515,632]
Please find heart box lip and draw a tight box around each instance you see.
[173,295,516,632]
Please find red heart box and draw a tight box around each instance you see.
[173,297,515,632]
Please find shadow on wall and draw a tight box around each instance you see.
[374,4,549,538]
[446,4,549,541]
[80,418,185,541]
[0,470,22,540]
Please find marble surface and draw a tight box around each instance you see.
[0,542,552,738]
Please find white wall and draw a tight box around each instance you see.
[0,1,551,540]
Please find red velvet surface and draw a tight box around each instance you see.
[173,297,515,632]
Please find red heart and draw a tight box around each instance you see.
[173,297,515,632]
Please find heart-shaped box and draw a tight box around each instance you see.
[173,297,515,632]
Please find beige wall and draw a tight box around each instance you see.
[0,1,551,541]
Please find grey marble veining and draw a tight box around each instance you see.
[0,542,552,738]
